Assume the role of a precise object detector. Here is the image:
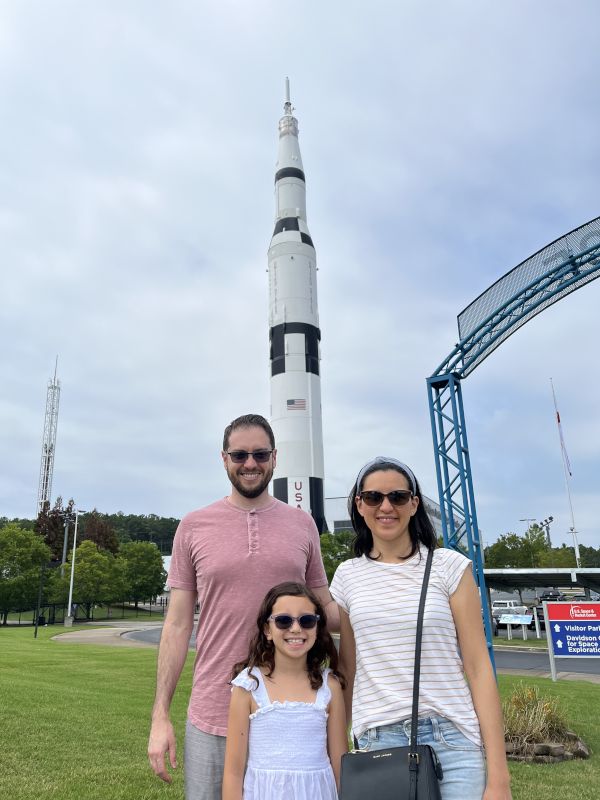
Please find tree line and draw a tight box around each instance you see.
[3,504,598,625]
[7,498,180,556]
[483,523,600,569]
[0,498,170,624]
[319,524,600,582]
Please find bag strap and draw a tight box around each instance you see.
[408,547,434,799]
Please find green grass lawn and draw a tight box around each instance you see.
[499,674,598,799]
[0,627,597,799]
[0,626,191,799]
[494,636,549,649]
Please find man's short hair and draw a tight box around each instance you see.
[222,414,275,451]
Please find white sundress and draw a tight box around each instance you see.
[231,666,338,800]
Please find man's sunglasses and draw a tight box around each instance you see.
[359,490,414,507]
[227,449,273,464]
[268,613,320,630]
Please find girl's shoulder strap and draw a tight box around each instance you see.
[231,667,256,693]
[242,666,271,707]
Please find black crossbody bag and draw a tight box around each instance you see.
[339,548,443,800]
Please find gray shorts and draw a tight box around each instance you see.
[184,720,226,800]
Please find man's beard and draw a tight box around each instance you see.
[228,465,273,499]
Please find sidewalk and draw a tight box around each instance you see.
[53,621,164,648]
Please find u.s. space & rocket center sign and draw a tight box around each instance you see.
[544,602,600,681]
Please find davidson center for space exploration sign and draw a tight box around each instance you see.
[544,601,600,681]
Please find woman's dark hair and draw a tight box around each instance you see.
[348,459,437,560]
[231,581,345,690]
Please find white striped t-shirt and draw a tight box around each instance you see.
[330,546,482,745]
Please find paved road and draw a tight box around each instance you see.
[493,648,600,677]
[121,626,600,680]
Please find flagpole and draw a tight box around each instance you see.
[550,377,581,567]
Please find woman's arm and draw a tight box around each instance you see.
[222,687,251,800]
[450,569,512,800]
[338,607,356,731]
[327,674,348,789]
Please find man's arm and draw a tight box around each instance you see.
[148,587,197,783]
[312,585,340,633]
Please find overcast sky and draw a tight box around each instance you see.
[2,1,599,550]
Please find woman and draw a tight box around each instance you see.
[330,457,511,800]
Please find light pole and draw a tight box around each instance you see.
[60,509,75,578]
[539,516,554,548]
[569,526,582,568]
[64,509,86,627]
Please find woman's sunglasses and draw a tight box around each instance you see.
[268,613,320,630]
[359,489,413,507]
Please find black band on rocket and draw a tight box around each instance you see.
[310,477,326,534]
[270,322,321,377]
[273,217,300,235]
[275,167,306,183]
[273,477,288,503]
[272,219,315,250]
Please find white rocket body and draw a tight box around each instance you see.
[268,82,326,532]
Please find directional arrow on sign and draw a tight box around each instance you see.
[556,639,563,648]
[554,624,560,632]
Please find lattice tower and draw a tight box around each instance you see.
[37,366,61,516]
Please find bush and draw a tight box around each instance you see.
[503,683,570,745]
[319,529,354,582]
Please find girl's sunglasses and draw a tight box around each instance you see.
[359,489,413,507]
[268,613,320,630]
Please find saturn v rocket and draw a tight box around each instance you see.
[268,80,326,533]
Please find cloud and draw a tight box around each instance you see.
[1,1,598,552]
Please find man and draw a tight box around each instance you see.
[148,413,338,799]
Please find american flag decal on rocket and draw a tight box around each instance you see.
[287,399,307,410]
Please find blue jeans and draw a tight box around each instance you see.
[357,716,486,800]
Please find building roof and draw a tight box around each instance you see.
[484,567,600,593]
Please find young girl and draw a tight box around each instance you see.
[222,581,347,800]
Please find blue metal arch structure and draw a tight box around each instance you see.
[427,216,600,664]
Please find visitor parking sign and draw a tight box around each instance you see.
[545,602,600,681]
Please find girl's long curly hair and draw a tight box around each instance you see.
[231,581,345,690]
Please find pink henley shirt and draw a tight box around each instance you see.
[167,496,328,736]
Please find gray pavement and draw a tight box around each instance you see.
[52,621,164,648]
[52,623,600,683]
